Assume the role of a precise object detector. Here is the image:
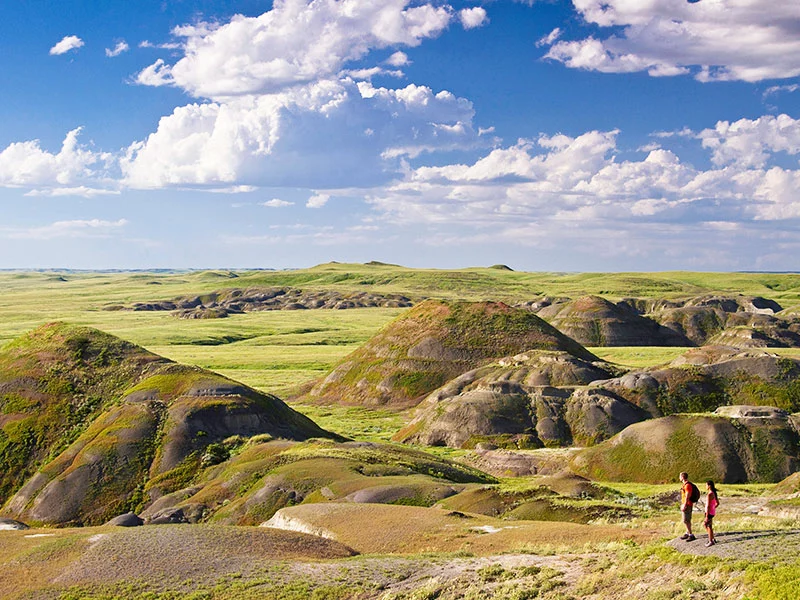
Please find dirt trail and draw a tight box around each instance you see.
[668,528,800,561]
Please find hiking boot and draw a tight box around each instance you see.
[680,533,690,540]
[705,540,716,547]
[685,535,696,542]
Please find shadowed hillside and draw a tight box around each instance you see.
[0,323,334,526]
[300,300,597,409]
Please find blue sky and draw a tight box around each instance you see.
[1,0,799,271]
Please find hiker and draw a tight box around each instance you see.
[704,480,719,547]
[679,472,699,541]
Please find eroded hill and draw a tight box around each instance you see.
[0,323,333,526]
[300,300,597,409]
[397,346,800,453]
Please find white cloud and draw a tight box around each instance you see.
[536,27,561,47]
[50,35,84,56]
[3,219,128,240]
[637,142,661,153]
[0,128,109,188]
[367,116,800,235]
[196,185,258,194]
[134,58,173,86]
[306,193,330,208]
[763,84,800,98]
[546,1,800,82]
[136,0,457,99]
[105,41,129,57]
[459,7,488,30]
[699,114,800,168]
[341,67,404,80]
[386,51,410,67]
[139,40,182,50]
[121,78,479,189]
[24,186,120,198]
[262,198,293,207]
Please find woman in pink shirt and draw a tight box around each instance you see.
[704,480,719,547]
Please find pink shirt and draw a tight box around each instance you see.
[706,492,718,516]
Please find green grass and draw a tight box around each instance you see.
[1,266,799,397]
[588,346,691,368]
[285,403,409,442]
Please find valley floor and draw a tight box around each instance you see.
[3,508,799,600]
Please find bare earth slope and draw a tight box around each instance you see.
[397,346,800,452]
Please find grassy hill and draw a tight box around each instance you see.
[0,323,334,526]
[300,299,596,409]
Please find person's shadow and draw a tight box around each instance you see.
[710,529,800,544]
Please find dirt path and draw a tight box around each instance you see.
[667,528,800,561]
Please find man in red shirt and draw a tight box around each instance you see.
[679,472,696,541]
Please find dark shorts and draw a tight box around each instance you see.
[704,515,714,528]
[682,507,693,525]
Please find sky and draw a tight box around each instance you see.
[1,0,799,271]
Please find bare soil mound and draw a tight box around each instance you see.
[640,295,800,347]
[301,300,596,409]
[535,295,691,346]
[395,350,646,449]
[602,347,800,417]
[527,294,800,348]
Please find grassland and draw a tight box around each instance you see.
[2,265,800,398]
[2,266,800,598]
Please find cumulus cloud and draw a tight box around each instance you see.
[3,219,128,240]
[368,116,800,237]
[105,41,129,57]
[699,114,800,168]
[262,198,293,207]
[136,0,456,99]
[459,7,488,30]
[386,51,410,67]
[50,35,84,56]
[134,58,173,86]
[545,1,800,82]
[121,78,479,189]
[0,128,109,188]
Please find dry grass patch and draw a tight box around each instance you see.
[263,503,658,555]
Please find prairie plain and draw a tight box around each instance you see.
[2,264,800,599]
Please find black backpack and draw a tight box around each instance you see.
[688,482,700,503]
